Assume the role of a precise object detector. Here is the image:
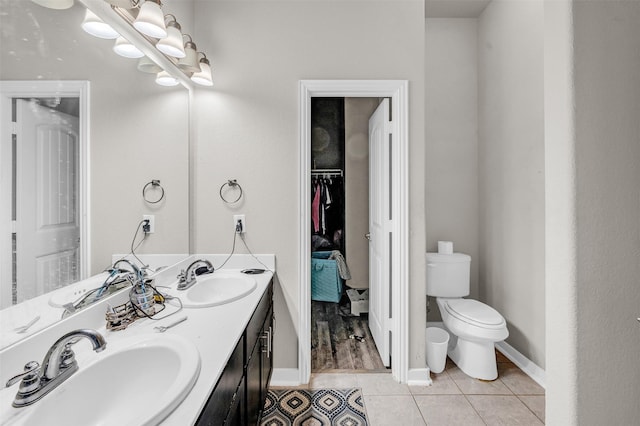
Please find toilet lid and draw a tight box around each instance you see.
[443,299,505,327]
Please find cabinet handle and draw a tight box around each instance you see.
[261,327,272,358]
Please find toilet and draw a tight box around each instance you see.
[426,252,508,380]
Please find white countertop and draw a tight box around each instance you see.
[0,254,275,426]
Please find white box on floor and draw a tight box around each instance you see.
[347,289,369,316]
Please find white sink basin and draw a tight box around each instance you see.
[176,272,257,308]
[16,333,200,426]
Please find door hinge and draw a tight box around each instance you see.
[11,121,17,135]
[11,220,16,233]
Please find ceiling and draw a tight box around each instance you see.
[425,0,491,18]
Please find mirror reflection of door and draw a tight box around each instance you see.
[1,98,80,307]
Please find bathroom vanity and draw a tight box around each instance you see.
[0,255,275,426]
[196,279,273,425]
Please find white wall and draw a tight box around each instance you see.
[425,18,479,309]
[477,0,546,368]
[571,1,640,423]
[0,2,190,275]
[192,0,426,369]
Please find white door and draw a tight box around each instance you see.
[15,99,80,302]
[368,98,391,366]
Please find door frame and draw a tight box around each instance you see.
[298,80,409,383]
[0,80,90,307]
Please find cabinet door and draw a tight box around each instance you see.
[196,336,244,426]
[223,377,245,426]
[246,344,261,425]
[260,310,273,400]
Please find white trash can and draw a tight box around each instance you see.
[426,327,450,374]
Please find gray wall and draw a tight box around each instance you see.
[545,1,640,424]
[477,0,546,368]
[425,18,479,308]
[572,1,640,423]
[192,0,426,369]
[425,6,546,371]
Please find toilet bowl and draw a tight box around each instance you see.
[436,297,508,380]
[426,252,508,381]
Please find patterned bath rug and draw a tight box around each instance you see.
[260,388,368,426]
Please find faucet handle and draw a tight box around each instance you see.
[58,340,81,370]
[6,361,40,389]
[177,270,186,282]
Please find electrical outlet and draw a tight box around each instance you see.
[233,214,246,234]
[143,215,155,233]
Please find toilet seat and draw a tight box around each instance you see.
[442,299,506,329]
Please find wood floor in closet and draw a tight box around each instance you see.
[311,300,387,372]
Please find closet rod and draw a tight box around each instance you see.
[311,168,343,177]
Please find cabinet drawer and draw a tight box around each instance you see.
[196,335,244,426]
[246,280,273,355]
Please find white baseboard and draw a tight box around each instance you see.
[270,367,433,387]
[495,341,546,389]
[270,368,301,387]
[427,322,546,389]
[407,368,433,386]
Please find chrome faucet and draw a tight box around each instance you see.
[60,260,145,319]
[5,329,107,407]
[112,258,146,283]
[177,259,214,290]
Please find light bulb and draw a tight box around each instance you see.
[81,9,119,39]
[156,20,185,58]
[133,0,167,39]
[191,57,213,87]
[113,36,144,58]
[178,40,200,73]
[156,70,179,86]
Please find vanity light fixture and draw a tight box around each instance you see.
[191,53,213,87]
[81,8,119,39]
[113,36,145,58]
[81,0,214,88]
[30,0,73,9]
[103,0,138,7]
[156,15,185,58]
[155,70,179,86]
[177,36,200,73]
[133,0,167,39]
[137,56,162,73]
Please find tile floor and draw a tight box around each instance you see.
[270,353,545,425]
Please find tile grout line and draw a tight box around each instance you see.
[462,393,489,426]
[442,369,489,425]
[410,393,429,426]
[514,394,545,424]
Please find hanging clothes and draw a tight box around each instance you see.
[311,175,344,252]
[311,182,321,233]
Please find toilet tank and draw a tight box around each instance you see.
[426,253,471,297]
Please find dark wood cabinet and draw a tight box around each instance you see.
[195,280,273,426]
[223,377,245,426]
[246,308,273,424]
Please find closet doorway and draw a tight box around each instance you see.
[310,97,386,372]
[299,80,409,386]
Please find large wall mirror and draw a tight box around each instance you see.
[0,0,191,348]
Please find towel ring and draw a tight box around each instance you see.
[142,179,165,204]
[219,179,243,204]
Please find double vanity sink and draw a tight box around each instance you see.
[0,255,275,426]
[166,272,258,308]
